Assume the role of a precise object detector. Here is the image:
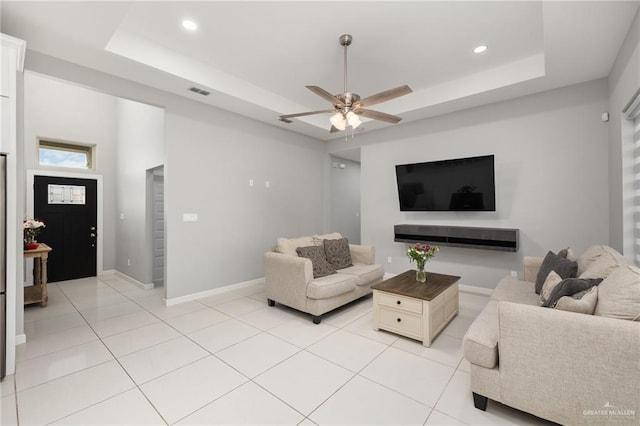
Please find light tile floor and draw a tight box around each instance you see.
[1,276,553,425]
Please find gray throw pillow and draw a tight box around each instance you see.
[296,246,336,279]
[535,251,578,295]
[323,238,353,269]
[542,277,603,308]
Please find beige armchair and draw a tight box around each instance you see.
[264,234,384,323]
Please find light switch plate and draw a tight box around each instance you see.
[183,213,198,222]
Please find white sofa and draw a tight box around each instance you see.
[463,245,640,425]
[263,233,384,323]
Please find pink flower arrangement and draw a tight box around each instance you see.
[406,242,440,270]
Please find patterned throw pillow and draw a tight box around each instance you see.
[296,246,336,279]
[323,238,353,269]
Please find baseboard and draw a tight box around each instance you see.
[114,271,154,290]
[459,284,493,296]
[383,272,397,279]
[15,334,26,345]
[100,269,116,276]
[165,278,265,306]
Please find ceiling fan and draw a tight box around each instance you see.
[279,34,412,133]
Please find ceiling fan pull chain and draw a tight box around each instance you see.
[344,39,348,94]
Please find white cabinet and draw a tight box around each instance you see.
[0,46,9,97]
[1,96,9,153]
[1,33,25,378]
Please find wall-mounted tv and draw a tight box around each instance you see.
[395,154,496,211]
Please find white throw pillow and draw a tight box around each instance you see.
[594,265,640,321]
[555,286,598,315]
[540,271,563,305]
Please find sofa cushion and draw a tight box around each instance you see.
[535,251,577,294]
[555,286,598,315]
[296,246,336,279]
[594,265,640,321]
[540,271,563,305]
[463,300,499,369]
[277,236,314,257]
[338,263,384,286]
[576,245,624,276]
[491,276,540,306]
[578,251,623,279]
[324,238,353,269]
[541,277,602,308]
[307,273,356,300]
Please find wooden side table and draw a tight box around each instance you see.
[24,243,52,307]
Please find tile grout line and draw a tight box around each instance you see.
[52,278,172,425]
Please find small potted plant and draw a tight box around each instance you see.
[23,218,45,250]
[406,243,440,282]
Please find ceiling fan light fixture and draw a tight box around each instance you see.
[346,111,362,129]
[330,112,346,130]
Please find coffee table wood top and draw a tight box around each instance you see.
[372,270,461,301]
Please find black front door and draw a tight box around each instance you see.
[34,176,97,283]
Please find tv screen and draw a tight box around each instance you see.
[395,155,496,211]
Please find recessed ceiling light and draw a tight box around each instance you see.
[182,20,198,31]
[473,45,488,54]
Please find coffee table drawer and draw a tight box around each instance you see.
[379,307,422,339]
[377,292,422,314]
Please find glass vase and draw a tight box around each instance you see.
[416,264,427,283]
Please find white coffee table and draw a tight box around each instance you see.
[372,270,460,347]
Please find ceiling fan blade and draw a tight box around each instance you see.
[355,85,412,108]
[357,109,403,124]
[330,125,340,133]
[306,86,344,107]
[279,109,335,120]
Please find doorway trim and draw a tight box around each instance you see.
[27,169,104,275]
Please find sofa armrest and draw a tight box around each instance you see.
[498,301,640,425]
[349,244,375,265]
[263,252,313,309]
[523,256,543,282]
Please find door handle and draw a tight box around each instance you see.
[90,233,96,237]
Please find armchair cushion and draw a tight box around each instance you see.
[307,273,356,300]
[324,238,353,269]
[296,246,336,279]
[313,232,342,245]
[277,236,314,256]
[338,264,384,286]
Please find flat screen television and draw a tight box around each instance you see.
[395,154,496,211]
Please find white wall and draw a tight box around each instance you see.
[23,52,330,302]
[115,98,164,285]
[333,79,609,289]
[608,8,639,262]
[23,72,117,270]
[330,156,361,244]
[165,104,326,299]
